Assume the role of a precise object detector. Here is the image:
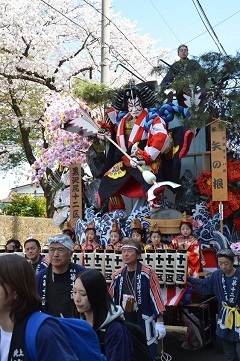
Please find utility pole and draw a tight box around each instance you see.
[101,0,110,85]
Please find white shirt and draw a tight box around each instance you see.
[0,327,12,361]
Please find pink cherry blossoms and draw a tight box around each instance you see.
[30,92,94,186]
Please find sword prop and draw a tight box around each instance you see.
[64,106,181,199]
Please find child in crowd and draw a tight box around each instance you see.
[172,213,205,277]
[82,221,103,251]
[130,219,146,252]
[62,227,81,251]
[145,222,163,251]
[106,220,122,251]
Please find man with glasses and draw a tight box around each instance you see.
[160,44,202,91]
[37,234,84,317]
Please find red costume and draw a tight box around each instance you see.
[98,84,170,206]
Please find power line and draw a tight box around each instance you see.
[148,0,239,59]
[40,0,88,33]
[39,0,153,81]
[110,46,147,82]
[191,0,223,54]
[192,0,228,56]
[149,0,182,44]
[81,0,156,69]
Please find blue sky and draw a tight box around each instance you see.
[113,0,240,58]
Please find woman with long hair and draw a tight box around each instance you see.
[73,268,133,361]
[0,254,79,361]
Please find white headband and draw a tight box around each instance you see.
[122,245,140,252]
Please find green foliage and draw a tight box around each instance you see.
[72,79,116,109]
[157,51,240,129]
[6,193,46,217]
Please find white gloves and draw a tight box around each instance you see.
[155,322,166,339]
[130,157,146,168]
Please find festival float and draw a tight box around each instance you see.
[34,72,240,350]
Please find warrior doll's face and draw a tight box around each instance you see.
[127,96,143,117]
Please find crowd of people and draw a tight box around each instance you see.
[1,215,239,361]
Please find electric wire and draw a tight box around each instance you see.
[191,0,223,54]
[149,0,239,59]
[192,0,228,56]
[39,0,237,78]
[81,0,156,69]
[110,45,148,82]
[195,0,228,56]
[39,0,88,33]
[39,0,153,80]
[149,0,182,44]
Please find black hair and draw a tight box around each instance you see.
[177,44,188,53]
[76,269,116,330]
[24,238,41,248]
[63,229,76,243]
[179,221,193,232]
[121,238,142,254]
[113,85,157,111]
[5,238,23,252]
[131,228,146,244]
[150,230,162,237]
[0,255,41,323]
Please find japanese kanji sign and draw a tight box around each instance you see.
[70,163,82,227]
[211,120,228,201]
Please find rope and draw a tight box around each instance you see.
[156,339,172,361]
[158,103,191,124]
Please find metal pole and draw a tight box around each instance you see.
[101,0,110,85]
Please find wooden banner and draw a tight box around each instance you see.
[175,250,188,286]
[70,163,82,227]
[165,249,176,285]
[210,120,228,201]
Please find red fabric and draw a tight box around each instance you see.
[196,171,212,196]
[227,158,240,182]
[179,129,194,160]
[202,248,217,268]
[118,178,145,198]
[172,236,201,277]
[136,148,151,165]
[97,121,112,130]
[161,286,187,306]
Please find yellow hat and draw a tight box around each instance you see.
[181,212,192,225]
[86,220,96,231]
[111,220,121,233]
[131,218,143,230]
[149,222,161,233]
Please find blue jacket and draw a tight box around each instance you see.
[98,305,133,361]
[188,267,240,341]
